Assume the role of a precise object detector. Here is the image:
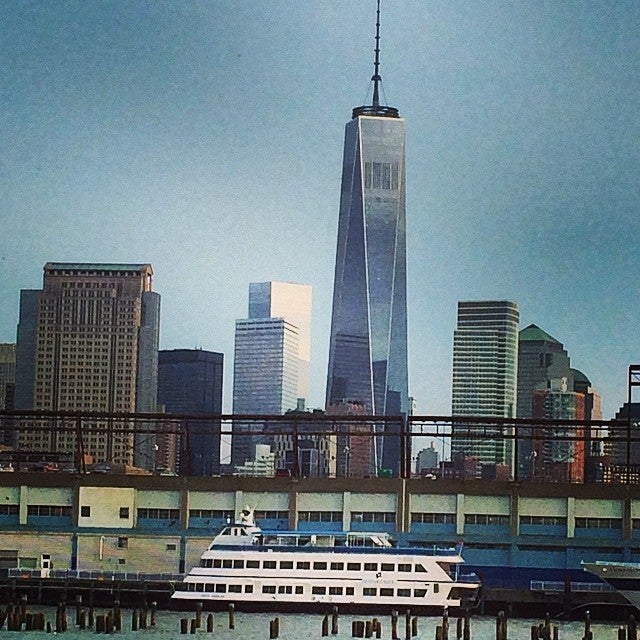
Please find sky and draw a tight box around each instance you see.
[1,1,639,419]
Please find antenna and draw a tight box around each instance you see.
[372,0,382,108]
[352,0,399,119]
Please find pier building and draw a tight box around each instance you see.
[0,473,631,612]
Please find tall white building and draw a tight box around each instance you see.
[451,301,519,471]
[232,282,312,468]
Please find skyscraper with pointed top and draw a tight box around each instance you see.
[326,1,408,476]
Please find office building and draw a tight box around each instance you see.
[14,263,160,468]
[326,6,408,476]
[0,344,15,412]
[232,282,312,467]
[157,349,224,476]
[451,301,519,471]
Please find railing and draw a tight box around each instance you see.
[529,580,613,593]
[7,568,184,581]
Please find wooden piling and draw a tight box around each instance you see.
[139,607,147,630]
[442,610,449,640]
[630,616,638,640]
[496,611,507,640]
[373,618,382,639]
[180,618,188,634]
[584,611,592,640]
[196,601,203,628]
[229,603,235,629]
[463,615,471,640]
[190,618,197,634]
[391,611,399,640]
[553,625,559,640]
[150,601,157,627]
[270,617,280,639]
[131,609,138,632]
[75,595,82,626]
[365,620,373,638]
[78,609,86,630]
[89,607,95,628]
[322,614,329,636]
[436,625,443,640]
[96,614,105,633]
[332,606,339,635]
[620,627,628,640]
[207,613,214,633]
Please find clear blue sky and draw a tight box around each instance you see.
[1,1,639,418]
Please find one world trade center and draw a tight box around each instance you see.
[326,1,408,475]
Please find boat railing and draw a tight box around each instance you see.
[530,580,614,593]
[7,568,184,581]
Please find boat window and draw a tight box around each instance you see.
[363,588,376,596]
[196,583,204,592]
[222,560,232,568]
[398,564,411,572]
[414,564,427,573]
[233,560,244,569]
[311,586,326,595]
[413,589,427,598]
[220,528,231,536]
[329,587,342,595]
[240,529,248,535]
[346,587,354,596]
[381,563,394,572]
[229,585,242,593]
[330,562,344,570]
[295,586,303,594]
[380,588,394,597]
[278,586,292,594]
[398,589,411,597]
[245,585,253,593]
[213,559,222,568]
[262,585,276,594]
[247,560,259,569]
[434,584,439,593]
[313,562,327,570]
[364,563,377,571]
[297,562,310,570]
[347,563,360,571]
[263,561,277,569]
[280,561,293,569]
[205,584,214,592]
[215,584,226,593]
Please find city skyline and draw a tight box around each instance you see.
[2,2,640,419]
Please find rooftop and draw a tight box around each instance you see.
[519,324,561,344]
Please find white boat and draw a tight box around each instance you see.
[583,561,640,611]
[172,508,480,612]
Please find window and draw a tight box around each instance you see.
[346,587,354,596]
[381,563,394,572]
[575,518,622,529]
[215,584,226,593]
[330,562,344,570]
[398,564,411,572]
[347,563,361,571]
[413,589,427,598]
[278,586,292,594]
[363,588,376,596]
[245,585,253,593]
[222,560,232,568]
[434,584,439,593]
[329,587,342,595]
[247,560,259,569]
[233,560,244,569]
[118,558,126,565]
[380,588,393,597]
[313,562,327,570]
[262,586,276,594]
[213,559,222,568]
[280,561,293,569]
[411,512,456,524]
[398,589,411,597]
[116,537,128,549]
[520,516,567,526]
[311,587,326,595]
[364,563,377,571]
[465,514,510,526]
[295,586,303,595]
[119,507,129,519]
[81,506,90,518]
[229,585,242,593]
[263,561,277,569]
[297,562,310,570]
[415,564,427,573]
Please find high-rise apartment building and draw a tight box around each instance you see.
[0,344,15,412]
[451,301,519,471]
[15,263,160,468]
[232,282,312,468]
[326,6,408,476]
[157,349,223,476]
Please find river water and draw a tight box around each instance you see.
[0,608,625,640]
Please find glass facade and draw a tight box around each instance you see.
[451,301,519,469]
[326,114,408,475]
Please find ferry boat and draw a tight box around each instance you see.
[582,561,640,611]
[172,508,480,612]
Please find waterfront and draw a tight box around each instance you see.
[0,608,626,640]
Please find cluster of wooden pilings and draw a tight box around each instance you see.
[0,594,158,633]
[179,602,235,635]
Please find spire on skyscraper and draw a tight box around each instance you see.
[353,0,399,119]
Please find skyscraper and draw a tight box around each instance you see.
[0,344,15,412]
[326,3,408,476]
[451,301,519,471]
[232,281,312,467]
[15,263,160,468]
[157,349,224,476]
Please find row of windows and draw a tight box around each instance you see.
[411,513,456,524]
[298,511,342,522]
[352,512,396,523]
[363,161,400,190]
[185,582,436,598]
[464,514,510,526]
[201,558,424,572]
[138,509,180,520]
[27,505,71,517]
[520,516,567,526]
[575,518,622,529]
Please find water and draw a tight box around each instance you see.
[0,608,624,640]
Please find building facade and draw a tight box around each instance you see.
[451,301,519,471]
[157,349,224,476]
[326,17,408,477]
[0,344,15,412]
[232,282,312,468]
[14,263,160,468]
